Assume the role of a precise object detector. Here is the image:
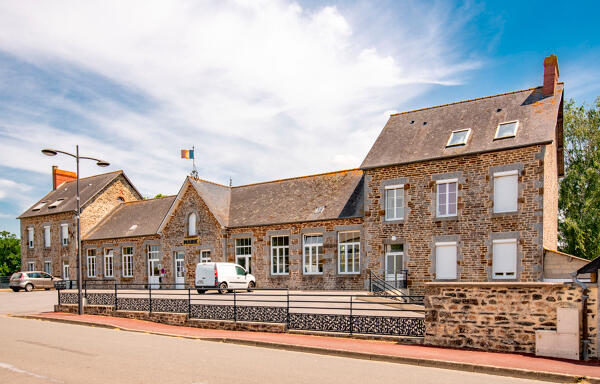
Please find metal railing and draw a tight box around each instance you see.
[0,276,10,289]
[57,282,426,337]
[368,269,407,291]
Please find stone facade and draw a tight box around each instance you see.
[82,235,160,284]
[363,145,552,294]
[227,218,364,290]
[79,174,141,236]
[160,184,226,286]
[20,211,75,278]
[424,282,597,358]
[19,173,141,279]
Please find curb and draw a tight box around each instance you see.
[12,314,599,384]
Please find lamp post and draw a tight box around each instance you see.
[42,146,109,315]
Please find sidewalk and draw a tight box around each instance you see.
[21,311,600,383]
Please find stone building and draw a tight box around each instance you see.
[18,169,142,278]
[19,55,569,293]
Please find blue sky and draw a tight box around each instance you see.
[0,0,599,237]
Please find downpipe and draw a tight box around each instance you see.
[571,272,590,361]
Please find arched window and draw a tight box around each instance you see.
[188,213,197,236]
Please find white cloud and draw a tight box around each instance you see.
[0,0,481,199]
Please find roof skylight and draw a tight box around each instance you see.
[48,199,65,209]
[32,202,46,211]
[446,129,471,147]
[495,121,519,139]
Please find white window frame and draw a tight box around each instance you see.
[174,251,185,279]
[87,249,96,278]
[494,120,519,139]
[63,262,70,279]
[122,246,134,277]
[384,184,404,221]
[271,235,289,275]
[235,238,252,272]
[492,238,518,279]
[61,224,69,246]
[103,249,114,278]
[435,241,458,280]
[48,199,64,208]
[436,179,458,217]
[27,261,35,271]
[44,225,51,248]
[44,260,52,275]
[303,234,324,275]
[338,231,360,274]
[493,170,519,213]
[446,128,471,147]
[27,227,34,249]
[200,250,211,263]
[188,212,197,236]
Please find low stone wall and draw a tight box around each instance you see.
[55,304,286,333]
[424,282,595,357]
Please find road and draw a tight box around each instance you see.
[0,290,57,314]
[0,316,551,384]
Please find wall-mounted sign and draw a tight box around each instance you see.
[184,236,199,246]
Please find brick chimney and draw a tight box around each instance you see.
[52,165,77,190]
[543,54,559,97]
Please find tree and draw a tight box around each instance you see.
[558,97,600,260]
[0,231,21,275]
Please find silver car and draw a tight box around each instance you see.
[9,271,61,292]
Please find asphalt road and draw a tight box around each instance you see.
[0,316,551,384]
[0,290,58,314]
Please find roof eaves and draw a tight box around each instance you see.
[360,141,553,171]
[226,214,364,229]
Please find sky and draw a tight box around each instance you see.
[0,0,599,237]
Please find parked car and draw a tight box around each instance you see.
[195,262,255,294]
[9,271,62,292]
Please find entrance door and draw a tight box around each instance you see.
[147,245,160,289]
[385,244,404,288]
[174,251,185,288]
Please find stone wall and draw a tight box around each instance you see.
[160,184,225,285]
[82,235,160,285]
[80,174,142,235]
[20,211,76,278]
[424,282,595,357]
[227,217,364,290]
[364,145,548,294]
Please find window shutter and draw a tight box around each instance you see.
[188,213,196,236]
[435,243,457,279]
[44,227,50,247]
[492,239,517,278]
[494,173,518,212]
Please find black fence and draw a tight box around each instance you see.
[57,282,425,337]
[0,276,9,289]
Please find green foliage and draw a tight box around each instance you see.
[558,97,600,260]
[0,231,21,276]
[153,194,166,198]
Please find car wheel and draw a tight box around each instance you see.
[25,283,34,292]
[247,281,256,292]
[11,288,19,292]
[218,282,228,294]
[196,289,206,294]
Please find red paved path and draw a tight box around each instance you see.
[31,312,600,380]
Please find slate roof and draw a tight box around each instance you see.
[577,256,600,275]
[85,196,176,240]
[361,84,564,173]
[18,170,141,219]
[162,169,364,230]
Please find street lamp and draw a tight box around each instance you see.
[42,146,110,315]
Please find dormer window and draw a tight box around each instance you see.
[495,121,519,139]
[48,199,64,209]
[446,129,471,147]
[32,202,46,211]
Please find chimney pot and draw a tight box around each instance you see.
[543,54,559,97]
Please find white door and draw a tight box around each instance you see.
[147,245,160,289]
[236,255,251,274]
[174,251,185,288]
[385,251,404,288]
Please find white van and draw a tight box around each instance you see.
[195,262,256,294]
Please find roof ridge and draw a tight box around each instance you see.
[189,176,230,188]
[124,195,176,204]
[390,85,561,117]
[61,169,123,184]
[232,168,363,188]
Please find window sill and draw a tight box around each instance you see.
[434,215,458,222]
[338,272,361,276]
[384,218,405,224]
[270,273,289,277]
[492,210,519,217]
[435,278,458,281]
[303,272,324,276]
